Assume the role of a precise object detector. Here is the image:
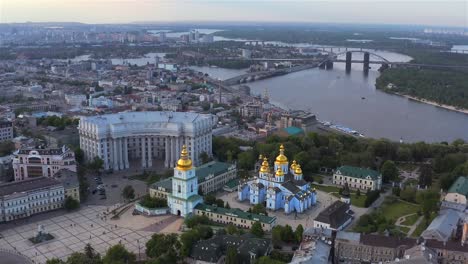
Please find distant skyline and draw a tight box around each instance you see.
[1,0,468,28]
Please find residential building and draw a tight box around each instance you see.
[238,145,317,214]
[333,165,382,191]
[13,146,77,181]
[150,161,236,199]
[313,200,353,231]
[0,177,65,222]
[334,231,417,264]
[194,203,276,231]
[0,120,13,142]
[279,110,317,133]
[425,239,468,264]
[78,111,213,170]
[239,102,263,118]
[442,176,468,211]
[64,94,87,107]
[190,233,271,264]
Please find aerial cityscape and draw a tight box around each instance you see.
[0,0,468,263]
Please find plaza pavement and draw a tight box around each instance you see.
[0,205,182,264]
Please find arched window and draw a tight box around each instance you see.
[178,185,181,193]
[191,184,193,192]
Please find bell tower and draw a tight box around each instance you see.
[168,145,202,217]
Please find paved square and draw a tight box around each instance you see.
[0,206,162,264]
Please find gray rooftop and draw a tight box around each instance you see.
[54,169,80,189]
[336,231,361,242]
[0,177,62,197]
[421,209,460,242]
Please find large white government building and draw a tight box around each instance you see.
[78,111,213,171]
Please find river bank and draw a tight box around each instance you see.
[391,92,468,115]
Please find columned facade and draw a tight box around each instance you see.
[78,112,213,171]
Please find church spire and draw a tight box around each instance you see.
[176,145,192,171]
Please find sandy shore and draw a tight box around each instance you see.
[393,92,468,115]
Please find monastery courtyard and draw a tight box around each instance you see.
[0,205,183,264]
[217,189,341,229]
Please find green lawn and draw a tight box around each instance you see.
[311,184,341,193]
[397,226,410,235]
[401,213,420,226]
[380,199,420,222]
[331,192,367,208]
[411,212,437,238]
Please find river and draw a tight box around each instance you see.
[191,50,468,143]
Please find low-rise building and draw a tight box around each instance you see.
[0,177,65,222]
[279,110,317,133]
[53,168,80,202]
[442,176,468,211]
[334,231,417,264]
[313,200,353,231]
[290,228,333,264]
[0,120,13,142]
[150,161,237,198]
[190,233,271,264]
[13,146,77,181]
[421,209,461,242]
[333,165,382,191]
[194,203,276,231]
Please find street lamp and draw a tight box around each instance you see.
[137,239,141,260]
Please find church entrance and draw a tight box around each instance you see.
[177,210,181,216]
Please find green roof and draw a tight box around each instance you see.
[169,194,203,203]
[224,178,239,189]
[336,165,381,180]
[151,177,172,191]
[283,126,304,136]
[196,161,234,183]
[195,203,276,224]
[151,161,234,193]
[448,176,468,196]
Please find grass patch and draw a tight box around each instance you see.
[401,214,420,226]
[411,212,437,238]
[397,226,410,235]
[380,198,420,222]
[331,192,367,207]
[311,184,340,193]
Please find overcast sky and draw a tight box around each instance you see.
[0,0,467,27]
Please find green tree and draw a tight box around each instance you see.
[64,196,80,211]
[74,148,85,164]
[381,160,399,183]
[122,185,135,200]
[238,150,255,170]
[103,244,136,264]
[225,246,238,264]
[0,141,14,156]
[271,226,283,247]
[199,152,210,164]
[88,157,104,173]
[255,256,285,264]
[400,187,416,203]
[251,221,264,238]
[226,223,238,235]
[146,233,180,261]
[225,201,231,209]
[281,225,295,243]
[66,253,89,264]
[203,194,216,205]
[250,204,267,215]
[295,224,304,243]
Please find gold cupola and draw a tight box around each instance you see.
[176,145,192,171]
[276,166,284,177]
[291,160,298,171]
[275,144,288,165]
[260,157,270,173]
[294,164,303,175]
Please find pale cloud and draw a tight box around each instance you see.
[0,0,466,27]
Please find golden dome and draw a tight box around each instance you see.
[275,166,284,177]
[176,145,192,171]
[291,160,297,171]
[294,164,303,175]
[260,157,270,173]
[275,144,288,165]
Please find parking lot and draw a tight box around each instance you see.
[85,170,148,206]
